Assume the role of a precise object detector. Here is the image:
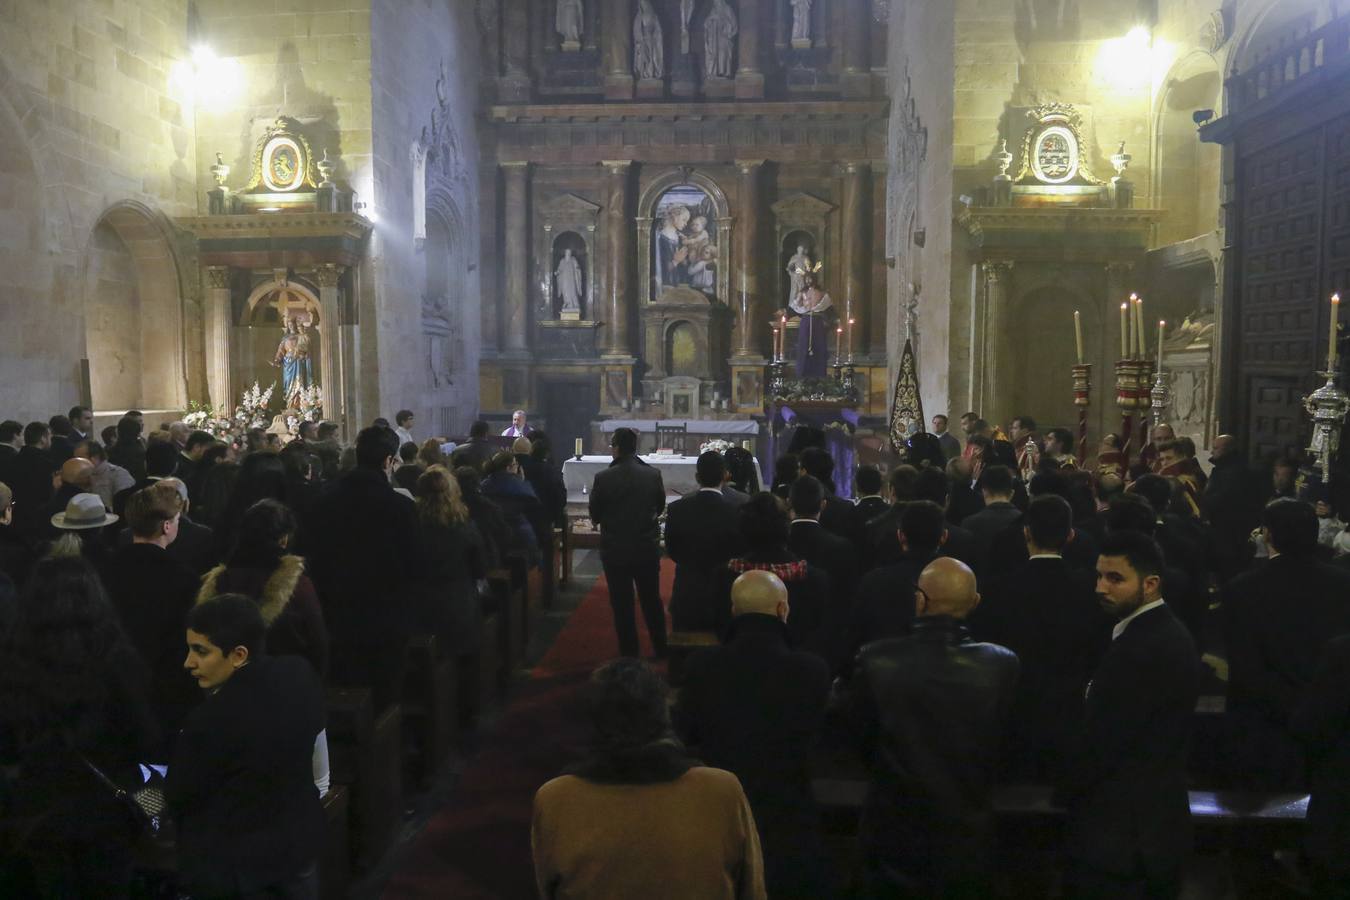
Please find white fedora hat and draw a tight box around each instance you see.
[51,492,118,530]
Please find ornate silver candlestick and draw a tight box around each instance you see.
[1303,371,1350,485]
[1150,368,1172,429]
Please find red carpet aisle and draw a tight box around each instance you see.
[381,560,676,899]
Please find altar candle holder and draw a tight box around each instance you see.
[841,363,859,403]
[1150,368,1173,430]
[1115,358,1148,464]
[1303,370,1350,486]
[1136,360,1155,454]
[1072,363,1091,465]
[768,359,788,400]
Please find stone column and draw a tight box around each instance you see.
[980,260,1014,417]
[502,162,531,353]
[602,0,635,100]
[841,0,871,96]
[315,264,347,428]
[841,162,870,356]
[735,0,764,98]
[734,159,766,359]
[203,267,233,411]
[601,160,633,357]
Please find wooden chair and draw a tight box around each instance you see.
[656,422,688,454]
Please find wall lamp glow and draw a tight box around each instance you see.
[170,44,242,110]
[1096,25,1154,90]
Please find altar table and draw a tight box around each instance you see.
[563,454,763,502]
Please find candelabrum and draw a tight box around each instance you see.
[1303,371,1350,486]
[1150,368,1173,429]
[768,359,789,399]
[1072,364,1091,465]
[1114,359,1151,461]
[840,363,859,402]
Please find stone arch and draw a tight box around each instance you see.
[1154,51,1223,245]
[83,201,189,414]
[243,277,322,325]
[636,168,732,304]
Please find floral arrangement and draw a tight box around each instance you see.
[234,381,276,431]
[293,384,325,433]
[699,438,735,455]
[183,400,235,441]
[771,376,858,404]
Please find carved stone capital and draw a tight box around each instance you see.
[1104,261,1135,279]
[600,159,633,175]
[314,264,346,288]
[982,260,1014,284]
[735,158,766,174]
[841,161,871,177]
[204,266,232,290]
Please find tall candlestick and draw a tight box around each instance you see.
[1157,320,1165,370]
[772,327,779,361]
[836,326,844,363]
[574,437,583,458]
[1331,293,1341,370]
[1136,297,1146,358]
[1120,303,1128,358]
[848,318,855,360]
[780,313,787,361]
[1074,310,1084,364]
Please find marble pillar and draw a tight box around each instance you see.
[315,264,346,428]
[841,163,870,359]
[734,0,764,98]
[980,260,1014,417]
[841,0,870,96]
[502,162,530,353]
[734,159,765,359]
[602,0,635,100]
[204,266,233,411]
[602,160,633,358]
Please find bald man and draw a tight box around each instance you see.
[844,556,1019,897]
[674,570,832,899]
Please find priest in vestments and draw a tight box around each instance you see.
[789,273,835,379]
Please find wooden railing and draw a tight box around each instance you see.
[1228,14,1350,112]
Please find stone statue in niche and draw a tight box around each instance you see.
[786,245,814,303]
[791,0,813,48]
[634,0,664,80]
[556,0,583,51]
[680,0,695,54]
[555,248,584,317]
[704,0,738,78]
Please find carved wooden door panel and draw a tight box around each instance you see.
[1246,376,1305,463]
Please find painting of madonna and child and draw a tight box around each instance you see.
[653,187,719,299]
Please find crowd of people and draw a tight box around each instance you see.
[0,407,566,897]
[552,415,1350,899]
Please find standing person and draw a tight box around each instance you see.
[501,409,532,438]
[412,467,486,652]
[169,594,326,899]
[931,414,962,461]
[1059,531,1200,900]
[588,427,668,658]
[67,406,93,443]
[10,422,57,538]
[393,409,416,447]
[665,452,744,632]
[0,555,159,899]
[675,571,831,899]
[450,420,498,472]
[843,557,1019,897]
[532,659,766,900]
[0,482,32,589]
[108,415,147,482]
[79,440,135,511]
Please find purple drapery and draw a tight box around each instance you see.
[763,403,859,499]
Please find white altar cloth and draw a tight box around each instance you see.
[598,419,760,435]
[563,454,763,501]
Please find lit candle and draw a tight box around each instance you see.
[772,327,779,361]
[848,318,856,360]
[1073,310,1084,364]
[574,437,583,458]
[1135,297,1146,358]
[1157,320,1165,370]
[1120,303,1128,358]
[1332,293,1341,370]
[836,325,844,361]
[741,440,751,450]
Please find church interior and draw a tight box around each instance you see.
[3,0,1350,897]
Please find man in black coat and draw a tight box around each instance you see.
[666,451,744,631]
[675,570,831,899]
[847,499,946,668]
[1291,633,1350,895]
[169,595,325,899]
[798,446,865,551]
[307,425,425,709]
[787,475,858,613]
[1202,434,1262,583]
[969,494,1112,781]
[449,420,499,472]
[959,464,1022,574]
[9,422,58,539]
[854,465,889,523]
[844,556,1019,897]
[1223,498,1350,788]
[102,482,201,747]
[1059,530,1199,899]
[588,427,667,658]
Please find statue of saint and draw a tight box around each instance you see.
[556,0,583,47]
[271,312,314,406]
[680,0,695,53]
[788,272,835,379]
[555,248,584,314]
[704,0,738,78]
[791,0,813,44]
[633,0,664,80]
[786,245,812,303]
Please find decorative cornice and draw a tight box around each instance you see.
[489,100,888,124]
[958,206,1163,241]
[177,212,373,243]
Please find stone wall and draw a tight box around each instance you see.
[0,0,195,422]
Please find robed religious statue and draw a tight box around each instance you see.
[704,0,738,78]
[786,245,813,303]
[556,0,583,47]
[271,311,314,406]
[634,0,664,80]
[555,248,584,314]
[788,272,834,379]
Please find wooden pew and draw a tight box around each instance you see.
[402,633,458,787]
[319,785,351,900]
[325,688,404,871]
[667,630,719,685]
[486,569,524,679]
[459,610,504,726]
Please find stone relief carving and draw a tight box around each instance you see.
[634,0,664,80]
[704,0,738,79]
[885,68,927,263]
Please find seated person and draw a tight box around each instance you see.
[532,658,766,900]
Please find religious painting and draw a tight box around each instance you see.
[652,186,718,298]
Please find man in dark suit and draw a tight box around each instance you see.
[666,451,744,631]
[675,570,832,899]
[9,422,58,539]
[1059,530,1199,899]
[450,420,499,472]
[787,475,858,612]
[854,465,889,523]
[848,499,947,667]
[864,465,920,569]
[969,494,1111,781]
[960,464,1022,573]
[169,594,326,899]
[844,557,1020,897]
[1291,633,1350,895]
[1223,498,1350,788]
[588,427,668,658]
[46,415,77,463]
[307,425,425,709]
[0,419,21,481]
[798,446,865,550]
[984,470,1100,577]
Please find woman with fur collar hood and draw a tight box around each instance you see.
[196,498,328,679]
